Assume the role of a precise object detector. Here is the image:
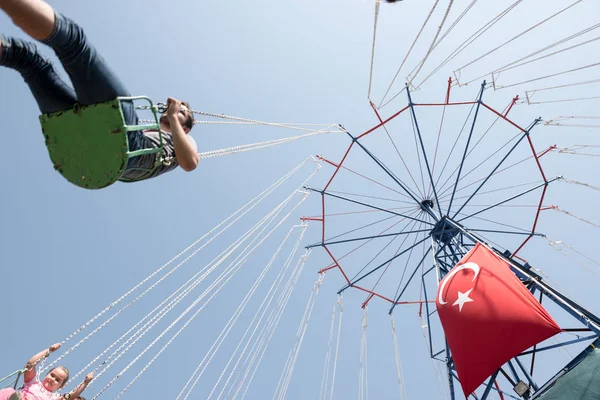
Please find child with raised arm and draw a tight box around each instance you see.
[0,343,93,400]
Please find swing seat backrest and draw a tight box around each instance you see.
[38,97,163,189]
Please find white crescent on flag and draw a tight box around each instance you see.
[438,262,481,305]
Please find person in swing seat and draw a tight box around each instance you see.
[0,0,199,182]
[0,343,93,400]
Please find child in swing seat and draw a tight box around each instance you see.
[0,344,93,400]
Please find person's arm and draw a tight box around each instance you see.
[167,98,199,171]
[61,372,93,400]
[24,343,60,383]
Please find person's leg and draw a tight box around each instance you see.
[0,34,77,113]
[0,0,138,124]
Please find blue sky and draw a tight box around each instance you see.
[1,1,600,399]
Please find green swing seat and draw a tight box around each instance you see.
[38,96,164,189]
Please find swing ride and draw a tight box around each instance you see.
[39,97,165,189]
[2,0,600,399]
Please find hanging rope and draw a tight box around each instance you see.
[329,295,343,400]
[44,157,316,377]
[196,126,338,160]
[234,246,312,400]
[406,0,455,87]
[561,178,600,192]
[379,0,441,107]
[544,114,600,128]
[554,145,600,157]
[206,223,308,400]
[319,296,344,400]
[429,0,524,88]
[90,192,299,386]
[176,231,311,400]
[419,312,451,400]
[390,315,408,400]
[319,300,337,400]
[367,0,381,101]
[454,0,583,74]
[495,61,600,90]
[461,24,600,87]
[547,239,600,277]
[544,205,600,229]
[273,273,325,400]
[100,172,318,399]
[91,190,302,397]
[358,307,369,400]
[219,230,311,400]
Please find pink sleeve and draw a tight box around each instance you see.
[0,388,17,400]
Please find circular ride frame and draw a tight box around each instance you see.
[304,80,600,400]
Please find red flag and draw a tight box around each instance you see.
[436,243,561,396]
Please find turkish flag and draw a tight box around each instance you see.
[436,243,561,397]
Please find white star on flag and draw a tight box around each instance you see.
[452,289,474,312]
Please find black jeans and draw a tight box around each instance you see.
[1,12,138,124]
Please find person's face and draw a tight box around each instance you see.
[159,107,190,133]
[42,368,68,392]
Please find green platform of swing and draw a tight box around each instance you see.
[39,97,162,189]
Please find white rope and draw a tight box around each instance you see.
[419,313,451,400]
[110,190,312,400]
[390,315,408,400]
[562,178,600,192]
[197,126,339,160]
[85,161,318,398]
[214,224,303,399]
[496,61,600,90]
[329,295,344,400]
[190,109,329,131]
[91,191,300,398]
[427,0,524,88]
[88,190,297,386]
[462,26,600,87]
[273,273,325,400]
[137,103,338,133]
[42,157,312,372]
[358,307,369,400]
[367,0,381,100]
[235,239,311,399]
[407,0,455,86]
[319,301,338,400]
[379,0,441,107]
[414,0,480,89]
[176,176,319,400]
[548,239,600,276]
[554,145,600,157]
[207,223,305,400]
[74,190,293,382]
[545,115,600,127]
[176,227,303,400]
[548,206,600,229]
[46,157,314,375]
[455,0,583,74]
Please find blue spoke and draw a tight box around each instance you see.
[457,178,559,223]
[407,84,444,219]
[338,235,431,294]
[306,187,433,225]
[388,245,433,314]
[345,130,424,205]
[308,228,431,248]
[452,118,542,219]
[447,81,487,216]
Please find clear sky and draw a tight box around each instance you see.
[1,1,600,399]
